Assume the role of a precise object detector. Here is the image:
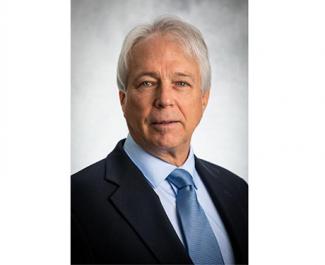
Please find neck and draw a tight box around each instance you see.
[130,136,191,167]
[146,145,190,167]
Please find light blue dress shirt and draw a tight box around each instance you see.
[123,134,235,264]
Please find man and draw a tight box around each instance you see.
[72,17,248,264]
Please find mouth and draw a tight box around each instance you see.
[150,120,180,130]
[151,120,178,125]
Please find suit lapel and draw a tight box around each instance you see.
[104,141,192,264]
[195,157,248,263]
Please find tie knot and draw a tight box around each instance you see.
[167,169,194,190]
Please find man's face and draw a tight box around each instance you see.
[119,34,209,156]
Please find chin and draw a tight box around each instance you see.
[150,135,184,151]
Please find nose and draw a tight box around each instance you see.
[154,81,174,108]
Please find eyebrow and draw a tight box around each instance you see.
[134,71,195,82]
[173,72,195,82]
[134,72,160,80]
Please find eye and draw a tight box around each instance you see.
[138,81,154,88]
[175,81,191,87]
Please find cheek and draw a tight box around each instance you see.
[124,101,140,120]
[124,95,152,123]
[182,99,204,126]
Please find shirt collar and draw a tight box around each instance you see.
[123,134,198,189]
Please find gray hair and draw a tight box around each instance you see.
[116,16,211,92]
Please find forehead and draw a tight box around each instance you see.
[129,34,199,71]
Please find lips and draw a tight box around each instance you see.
[151,120,178,125]
[150,120,180,130]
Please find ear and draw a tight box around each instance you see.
[119,90,127,113]
[201,89,210,111]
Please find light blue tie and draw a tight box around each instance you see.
[167,169,224,265]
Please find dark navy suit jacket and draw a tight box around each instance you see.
[71,139,248,264]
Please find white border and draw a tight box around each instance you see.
[2,0,325,264]
[249,0,325,264]
[2,1,70,264]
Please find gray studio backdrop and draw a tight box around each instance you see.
[71,0,248,181]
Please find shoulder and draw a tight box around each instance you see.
[72,158,106,184]
[195,157,248,198]
[197,157,247,183]
[71,139,126,190]
[71,158,107,196]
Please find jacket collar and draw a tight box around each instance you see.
[104,139,193,264]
